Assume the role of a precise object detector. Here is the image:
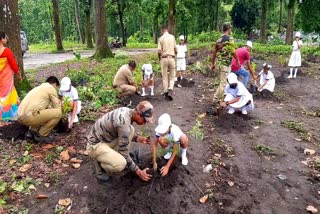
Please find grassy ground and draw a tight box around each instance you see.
[29,41,91,53]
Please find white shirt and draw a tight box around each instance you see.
[292,40,303,51]
[141,64,153,80]
[176,44,187,58]
[259,70,275,92]
[59,86,79,101]
[156,124,184,144]
[224,81,251,98]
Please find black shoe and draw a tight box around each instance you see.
[167,89,173,101]
[33,133,55,143]
[96,173,110,182]
[25,130,35,139]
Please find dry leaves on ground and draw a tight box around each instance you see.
[199,195,209,204]
[19,164,32,172]
[60,150,70,161]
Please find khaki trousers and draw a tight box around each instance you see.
[214,65,231,100]
[18,108,62,136]
[161,58,176,92]
[116,84,136,97]
[86,126,134,175]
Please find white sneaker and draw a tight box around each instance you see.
[141,93,147,97]
[164,152,172,160]
[293,75,297,78]
[227,107,235,114]
[181,155,188,166]
[287,75,293,79]
[150,92,154,96]
[241,107,248,115]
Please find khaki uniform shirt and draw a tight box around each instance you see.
[215,34,235,66]
[158,32,176,57]
[18,83,60,116]
[113,64,134,86]
[87,107,138,172]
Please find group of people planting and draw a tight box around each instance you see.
[0,23,302,181]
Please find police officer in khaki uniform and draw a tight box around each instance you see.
[113,61,138,98]
[86,101,155,182]
[211,22,240,102]
[158,25,177,100]
[18,76,62,143]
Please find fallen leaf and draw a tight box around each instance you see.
[54,159,62,164]
[199,195,209,204]
[227,181,234,187]
[268,121,273,124]
[44,183,50,188]
[58,198,72,206]
[214,153,221,158]
[304,148,316,155]
[23,151,29,156]
[43,144,55,149]
[9,159,16,166]
[28,185,36,191]
[70,158,82,163]
[62,164,69,168]
[60,150,70,161]
[254,126,260,129]
[31,153,43,159]
[306,205,318,213]
[276,106,283,109]
[19,164,32,172]
[78,150,89,156]
[294,138,302,142]
[301,161,309,166]
[72,163,81,169]
[67,146,77,154]
[36,194,48,199]
[198,113,206,119]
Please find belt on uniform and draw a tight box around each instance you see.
[162,55,175,59]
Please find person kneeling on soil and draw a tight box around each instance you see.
[59,77,82,129]
[18,76,62,143]
[141,63,154,97]
[113,60,139,98]
[152,113,189,177]
[220,73,254,115]
[257,63,275,97]
[86,101,154,182]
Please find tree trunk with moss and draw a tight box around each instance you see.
[52,0,64,51]
[93,0,113,59]
[0,0,31,94]
[168,0,176,36]
[285,0,295,45]
[84,0,94,48]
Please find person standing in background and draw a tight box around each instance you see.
[288,32,303,79]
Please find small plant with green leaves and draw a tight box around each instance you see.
[61,96,72,115]
[211,139,235,156]
[281,120,312,141]
[189,119,205,141]
[253,119,264,126]
[45,152,56,165]
[253,144,275,155]
[16,155,32,166]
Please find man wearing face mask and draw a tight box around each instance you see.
[86,101,155,182]
[220,73,254,115]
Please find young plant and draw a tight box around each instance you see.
[281,120,312,141]
[253,144,275,155]
[189,119,205,141]
[61,96,72,115]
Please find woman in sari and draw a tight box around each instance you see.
[0,31,22,121]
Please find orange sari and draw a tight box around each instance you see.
[0,48,19,121]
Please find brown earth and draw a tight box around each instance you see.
[1,49,320,214]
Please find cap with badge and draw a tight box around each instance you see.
[136,101,154,123]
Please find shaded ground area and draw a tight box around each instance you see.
[1,49,319,213]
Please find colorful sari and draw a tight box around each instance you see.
[0,48,20,121]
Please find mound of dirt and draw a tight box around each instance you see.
[0,122,28,139]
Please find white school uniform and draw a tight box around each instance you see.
[156,124,184,149]
[141,64,153,80]
[258,70,275,92]
[59,86,82,123]
[224,81,254,110]
[176,44,187,71]
[288,40,302,67]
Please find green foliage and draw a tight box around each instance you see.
[281,120,312,141]
[297,0,320,33]
[126,43,157,49]
[61,97,72,115]
[127,31,153,43]
[253,144,275,155]
[230,0,260,35]
[187,31,221,44]
[189,120,204,141]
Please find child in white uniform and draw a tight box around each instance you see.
[176,35,187,83]
[220,73,254,115]
[258,63,275,95]
[59,77,82,128]
[288,32,303,78]
[152,113,189,176]
[141,64,154,96]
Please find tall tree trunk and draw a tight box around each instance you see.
[168,0,176,35]
[214,0,220,31]
[52,0,64,51]
[93,0,112,59]
[85,0,93,48]
[259,0,268,43]
[285,0,295,45]
[116,0,127,47]
[278,0,283,33]
[153,15,159,44]
[74,0,84,44]
[0,0,30,93]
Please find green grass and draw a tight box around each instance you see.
[29,41,90,53]
[253,144,275,155]
[126,43,157,49]
[281,120,312,141]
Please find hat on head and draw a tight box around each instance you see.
[295,32,301,38]
[179,35,185,40]
[143,64,153,76]
[263,63,272,69]
[155,113,171,134]
[136,101,154,123]
[227,73,238,85]
[60,77,71,91]
[246,41,253,49]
